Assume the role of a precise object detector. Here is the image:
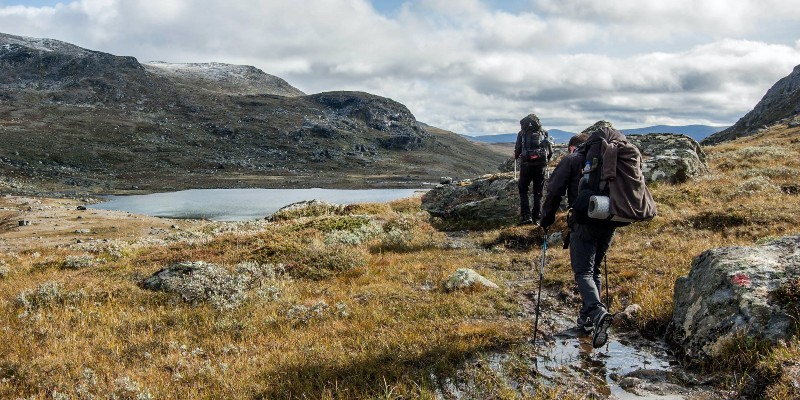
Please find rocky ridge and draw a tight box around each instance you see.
[703,63,800,145]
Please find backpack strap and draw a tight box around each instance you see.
[601,139,619,182]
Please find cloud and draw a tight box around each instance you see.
[1,0,799,134]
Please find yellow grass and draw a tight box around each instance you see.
[2,125,800,398]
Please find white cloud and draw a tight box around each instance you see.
[1,0,799,134]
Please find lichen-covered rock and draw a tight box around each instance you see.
[421,173,519,227]
[445,268,499,291]
[141,261,207,292]
[627,134,708,183]
[667,235,800,364]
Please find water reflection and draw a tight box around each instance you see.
[537,330,677,399]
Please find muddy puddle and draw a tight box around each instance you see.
[438,292,726,399]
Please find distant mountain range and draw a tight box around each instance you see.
[466,125,728,144]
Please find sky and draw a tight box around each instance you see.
[1,0,800,134]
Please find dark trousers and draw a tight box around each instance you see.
[518,163,546,219]
[569,223,616,322]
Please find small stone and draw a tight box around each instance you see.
[618,377,641,389]
[77,205,87,211]
[444,268,499,291]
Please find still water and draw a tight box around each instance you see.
[89,188,425,221]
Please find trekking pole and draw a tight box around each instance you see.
[604,254,610,312]
[514,159,518,180]
[532,227,547,345]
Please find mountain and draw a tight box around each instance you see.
[0,33,507,193]
[467,128,575,144]
[621,125,726,142]
[702,64,800,145]
[467,125,723,144]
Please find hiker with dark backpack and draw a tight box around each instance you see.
[514,113,553,225]
[540,121,656,348]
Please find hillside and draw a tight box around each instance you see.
[467,128,575,144]
[0,33,507,194]
[703,63,800,145]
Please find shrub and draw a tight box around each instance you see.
[343,203,392,215]
[324,221,383,246]
[62,254,96,269]
[735,176,781,196]
[15,281,86,316]
[269,200,344,221]
[772,278,800,321]
[288,244,367,279]
[162,261,281,310]
[296,215,372,233]
[389,196,423,213]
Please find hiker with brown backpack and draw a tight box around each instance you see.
[514,113,553,225]
[539,121,657,348]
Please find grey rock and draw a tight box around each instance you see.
[141,261,206,292]
[613,304,642,328]
[667,235,800,363]
[445,268,499,291]
[618,377,641,389]
[627,134,708,183]
[421,173,519,227]
[546,232,563,246]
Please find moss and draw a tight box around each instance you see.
[294,215,372,233]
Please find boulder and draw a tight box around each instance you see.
[421,173,519,227]
[627,134,708,184]
[141,261,206,292]
[445,268,499,291]
[667,235,800,363]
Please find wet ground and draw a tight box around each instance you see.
[438,285,727,399]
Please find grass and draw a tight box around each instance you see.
[2,125,800,398]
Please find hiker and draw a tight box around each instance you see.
[539,121,656,348]
[514,113,552,225]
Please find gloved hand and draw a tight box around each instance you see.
[540,213,555,229]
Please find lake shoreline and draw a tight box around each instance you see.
[88,188,429,221]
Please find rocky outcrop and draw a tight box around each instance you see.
[627,134,708,183]
[421,173,518,227]
[703,64,800,145]
[144,62,306,97]
[667,236,800,364]
[308,91,431,150]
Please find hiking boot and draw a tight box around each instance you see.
[592,311,613,348]
[577,315,593,333]
[518,216,533,225]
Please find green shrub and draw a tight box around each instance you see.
[296,215,372,233]
[287,244,367,279]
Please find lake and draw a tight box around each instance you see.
[89,188,426,221]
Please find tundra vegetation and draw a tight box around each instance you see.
[1,124,800,398]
